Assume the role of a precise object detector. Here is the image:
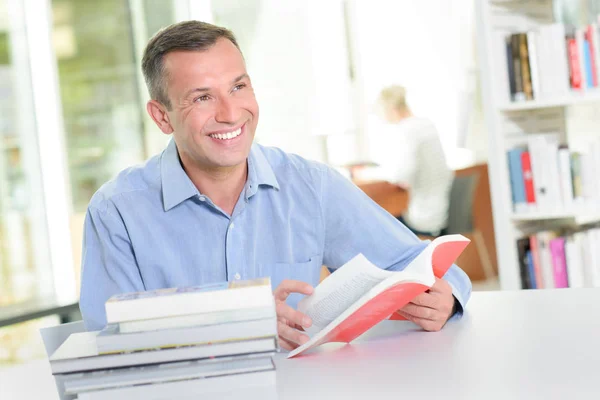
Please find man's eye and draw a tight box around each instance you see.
[195,95,210,102]
[233,83,246,92]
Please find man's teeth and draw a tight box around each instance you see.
[209,127,242,140]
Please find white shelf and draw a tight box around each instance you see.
[475,0,599,291]
[511,212,600,225]
[500,90,600,112]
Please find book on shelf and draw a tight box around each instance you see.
[516,227,600,290]
[506,133,600,215]
[287,234,470,358]
[502,20,600,102]
[105,277,273,324]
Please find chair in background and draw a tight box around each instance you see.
[40,320,86,400]
[446,173,496,281]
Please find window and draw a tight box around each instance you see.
[50,0,176,287]
[0,0,53,309]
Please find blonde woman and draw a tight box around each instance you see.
[372,85,453,237]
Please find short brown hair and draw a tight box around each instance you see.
[142,20,241,110]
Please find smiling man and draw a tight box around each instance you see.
[79,21,472,350]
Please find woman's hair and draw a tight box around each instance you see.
[379,85,408,112]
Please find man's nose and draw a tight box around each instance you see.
[214,96,240,124]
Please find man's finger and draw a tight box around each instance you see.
[276,302,312,328]
[277,321,310,346]
[400,303,438,321]
[397,310,444,332]
[409,292,439,309]
[273,279,314,301]
[428,278,452,294]
[278,336,298,351]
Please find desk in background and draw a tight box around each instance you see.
[4,289,599,399]
[354,163,497,282]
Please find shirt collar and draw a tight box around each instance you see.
[247,144,279,196]
[161,139,200,211]
[161,140,279,211]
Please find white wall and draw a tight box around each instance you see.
[212,0,354,164]
[210,0,487,168]
[349,0,485,168]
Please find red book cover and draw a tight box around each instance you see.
[567,36,583,89]
[521,151,536,204]
[288,235,470,358]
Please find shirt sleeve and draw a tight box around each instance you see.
[79,204,145,331]
[320,166,471,312]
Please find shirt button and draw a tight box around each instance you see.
[234,273,241,280]
[198,196,205,202]
[230,222,235,229]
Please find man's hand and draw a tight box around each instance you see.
[396,278,455,332]
[273,279,314,350]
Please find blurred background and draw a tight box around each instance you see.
[1,0,599,368]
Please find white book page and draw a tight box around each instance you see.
[297,254,392,336]
[288,235,471,358]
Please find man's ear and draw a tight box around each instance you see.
[147,100,174,134]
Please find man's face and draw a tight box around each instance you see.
[162,39,258,171]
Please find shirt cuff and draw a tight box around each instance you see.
[447,281,467,320]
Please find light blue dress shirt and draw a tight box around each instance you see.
[80,140,471,331]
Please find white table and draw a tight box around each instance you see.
[2,290,600,400]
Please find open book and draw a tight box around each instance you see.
[288,234,470,358]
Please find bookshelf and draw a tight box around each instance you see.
[499,88,600,111]
[476,0,600,290]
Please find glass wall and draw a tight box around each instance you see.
[0,0,53,309]
[50,0,176,288]
[0,0,57,365]
[0,0,177,366]
[53,0,147,212]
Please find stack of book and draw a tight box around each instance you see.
[516,227,600,290]
[506,133,600,214]
[505,17,600,102]
[48,278,279,399]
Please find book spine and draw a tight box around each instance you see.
[584,36,594,88]
[527,31,540,99]
[586,25,599,87]
[506,36,517,101]
[566,28,582,89]
[527,136,550,211]
[549,237,569,289]
[577,28,589,89]
[529,235,544,289]
[519,32,534,100]
[537,232,556,289]
[565,235,584,288]
[570,152,583,203]
[526,250,536,289]
[555,24,571,94]
[507,148,526,211]
[521,151,536,206]
[511,33,525,101]
[557,146,574,210]
[106,286,274,324]
[517,238,532,289]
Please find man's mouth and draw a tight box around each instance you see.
[208,126,243,141]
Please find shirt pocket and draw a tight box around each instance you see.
[258,256,322,310]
